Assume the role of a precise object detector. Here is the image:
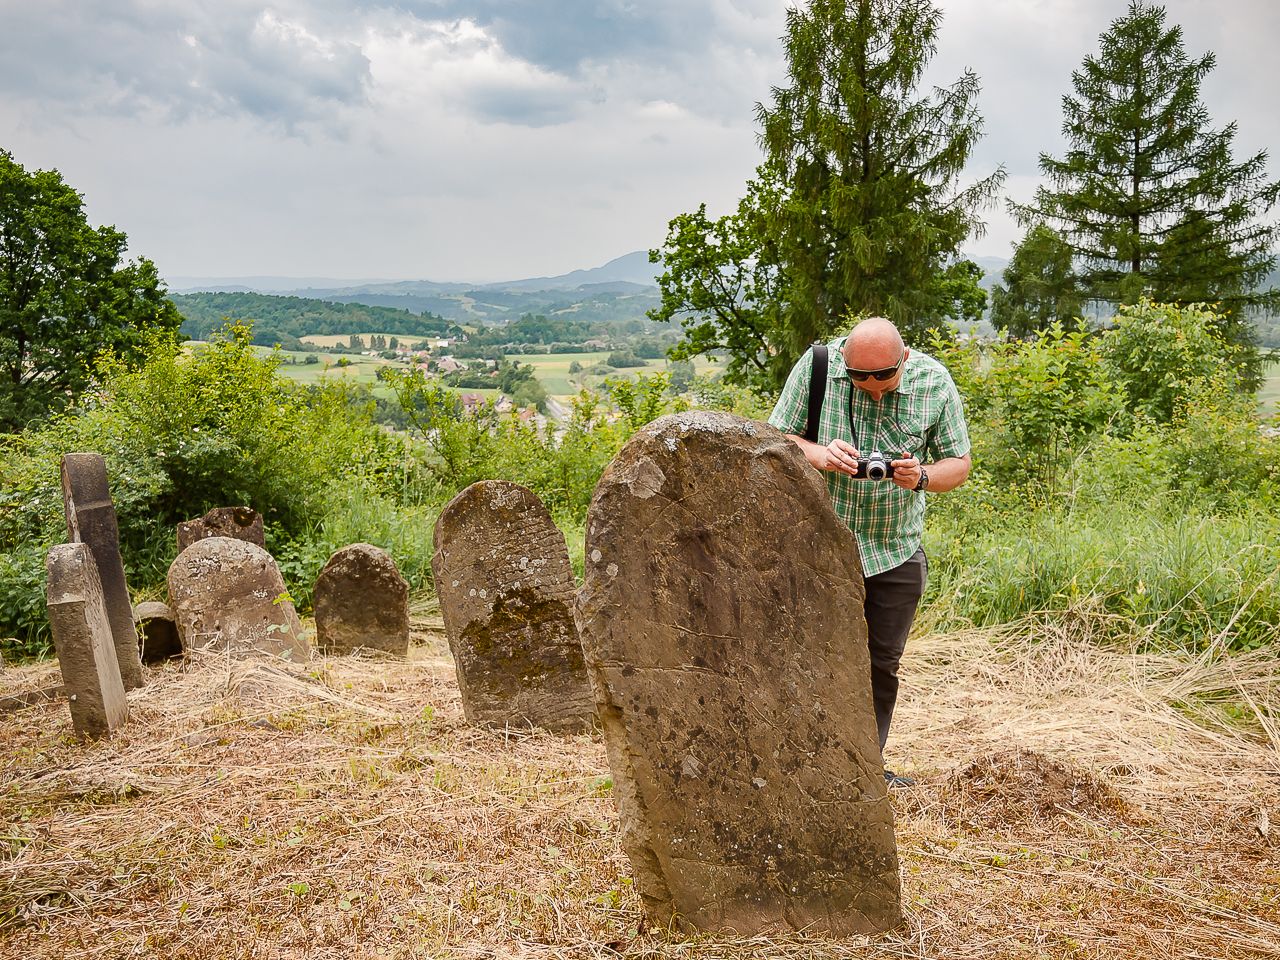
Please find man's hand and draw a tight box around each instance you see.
[784,434,860,475]
[890,454,922,490]
[815,438,862,476]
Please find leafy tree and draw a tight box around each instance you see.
[990,224,1084,338]
[1100,299,1238,424]
[1013,1,1279,367]
[667,359,696,395]
[607,350,647,368]
[650,0,1003,392]
[0,149,182,431]
[648,178,791,391]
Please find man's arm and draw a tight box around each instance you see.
[784,433,862,476]
[887,452,971,492]
[784,432,972,492]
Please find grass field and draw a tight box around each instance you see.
[253,345,728,408]
[296,333,428,349]
[513,352,726,397]
[1259,360,1280,415]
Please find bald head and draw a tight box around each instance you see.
[843,317,904,369]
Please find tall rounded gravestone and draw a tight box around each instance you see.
[575,411,900,936]
[432,480,594,733]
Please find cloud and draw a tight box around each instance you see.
[0,1,371,128]
[0,1,785,133]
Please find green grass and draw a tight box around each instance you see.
[924,500,1280,652]
[1259,360,1280,416]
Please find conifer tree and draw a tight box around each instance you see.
[990,224,1083,339]
[756,0,1003,353]
[650,0,1003,392]
[1014,1,1279,363]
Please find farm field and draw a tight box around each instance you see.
[296,333,436,349]
[247,346,726,410]
[514,352,726,397]
[1259,360,1280,415]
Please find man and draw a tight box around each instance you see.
[768,317,971,787]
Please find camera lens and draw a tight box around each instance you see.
[867,461,886,481]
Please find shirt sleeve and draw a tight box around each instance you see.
[767,348,814,436]
[926,369,971,462]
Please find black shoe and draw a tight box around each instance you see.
[884,769,916,788]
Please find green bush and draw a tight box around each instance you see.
[0,324,392,656]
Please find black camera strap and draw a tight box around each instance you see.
[803,343,827,444]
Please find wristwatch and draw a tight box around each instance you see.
[914,468,929,492]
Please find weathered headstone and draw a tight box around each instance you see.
[166,538,309,662]
[176,506,265,554]
[134,601,182,664]
[46,543,128,739]
[575,411,900,936]
[432,480,594,733]
[60,453,144,690]
[314,543,410,657]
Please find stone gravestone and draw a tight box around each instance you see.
[314,543,410,657]
[134,601,182,664]
[167,538,309,662]
[176,506,265,554]
[60,453,144,690]
[432,480,594,733]
[46,543,128,739]
[575,411,900,936]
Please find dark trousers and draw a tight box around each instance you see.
[863,546,928,753]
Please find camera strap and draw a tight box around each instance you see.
[804,343,827,444]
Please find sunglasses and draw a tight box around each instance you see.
[847,352,904,382]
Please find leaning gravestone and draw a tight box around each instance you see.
[46,543,128,739]
[314,543,410,657]
[575,411,900,936]
[176,506,265,554]
[134,601,182,664]
[432,480,594,733]
[166,538,308,662]
[60,453,144,690]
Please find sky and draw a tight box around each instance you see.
[1,0,1276,284]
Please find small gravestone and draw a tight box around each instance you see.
[432,480,594,733]
[575,411,900,936]
[167,538,308,662]
[176,506,265,554]
[314,543,410,657]
[46,543,128,739]
[134,601,182,663]
[60,453,144,690]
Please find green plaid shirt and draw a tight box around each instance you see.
[768,337,970,577]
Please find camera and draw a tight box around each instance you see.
[852,449,895,481]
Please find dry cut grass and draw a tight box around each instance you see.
[1,602,1279,959]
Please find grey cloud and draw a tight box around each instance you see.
[0,1,370,128]
[461,85,584,127]
[401,0,722,75]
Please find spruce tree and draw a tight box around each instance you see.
[650,0,1003,392]
[1014,1,1279,362]
[990,224,1083,339]
[757,0,1004,353]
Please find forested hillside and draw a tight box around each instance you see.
[172,292,464,344]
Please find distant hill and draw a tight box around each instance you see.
[166,252,664,325]
[171,292,464,345]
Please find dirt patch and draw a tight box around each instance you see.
[938,748,1130,828]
